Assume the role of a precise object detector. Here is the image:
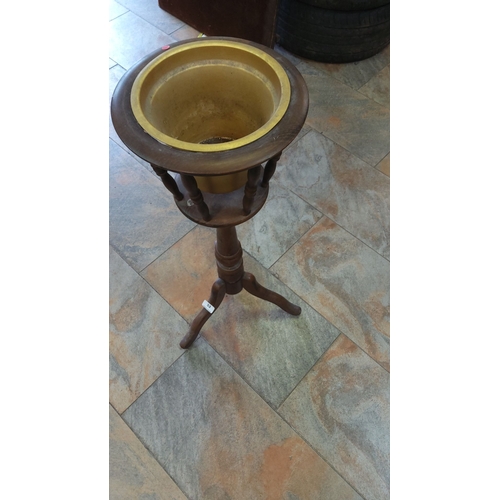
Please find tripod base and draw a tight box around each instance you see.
[180,227,301,349]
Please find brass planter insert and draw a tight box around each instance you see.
[130,39,291,193]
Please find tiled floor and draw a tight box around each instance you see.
[109,1,389,499]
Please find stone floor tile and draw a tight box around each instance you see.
[109,247,188,412]
[377,153,390,177]
[271,217,389,371]
[238,182,322,268]
[279,334,389,500]
[123,339,362,500]
[202,253,341,408]
[358,65,390,108]
[109,138,195,272]
[277,130,390,259]
[303,72,389,166]
[306,45,390,91]
[110,405,188,500]
[109,0,128,21]
[109,11,174,70]
[171,24,201,41]
[109,58,117,68]
[115,0,185,34]
[141,225,217,323]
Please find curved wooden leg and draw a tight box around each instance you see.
[242,272,301,316]
[180,279,226,349]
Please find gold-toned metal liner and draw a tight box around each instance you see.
[130,40,291,153]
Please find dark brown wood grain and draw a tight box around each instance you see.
[158,0,280,47]
[151,164,184,201]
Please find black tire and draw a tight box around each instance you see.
[297,0,389,11]
[277,0,389,63]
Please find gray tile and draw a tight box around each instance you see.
[271,217,390,371]
[109,0,128,21]
[109,58,117,69]
[201,253,342,408]
[109,247,187,412]
[276,130,390,259]
[109,11,174,70]
[238,182,322,268]
[115,0,185,34]
[109,138,195,271]
[279,335,390,500]
[110,405,188,500]
[303,73,390,166]
[123,339,362,500]
[358,65,390,108]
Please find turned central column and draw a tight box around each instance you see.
[215,227,244,295]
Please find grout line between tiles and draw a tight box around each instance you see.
[137,224,198,274]
[275,408,368,500]
[112,1,181,37]
[199,331,369,499]
[197,338,364,500]
[271,339,371,500]
[109,10,130,23]
[112,399,192,500]
[268,221,389,374]
[288,185,390,263]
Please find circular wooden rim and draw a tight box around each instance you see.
[111,37,309,177]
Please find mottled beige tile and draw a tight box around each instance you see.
[271,217,389,370]
[279,335,390,500]
[110,405,188,500]
[115,0,185,34]
[109,0,128,21]
[358,65,390,108]
[277,130,390,259]
[109,11,174,69]
[141,225,217,323]
[123,339,362,500]
[109,247,188,412]
[306,45,390,90]
[109,138,195,271]
[239,182,322,268]
[377,153,390,177]
[303,72,389,166]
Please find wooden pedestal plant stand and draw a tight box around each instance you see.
[111,37,309,348]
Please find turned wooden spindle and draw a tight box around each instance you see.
[261,153,281,188]
[180,174,211,221]
[242,165,262,215]
[151,164,184,201]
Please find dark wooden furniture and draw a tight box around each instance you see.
[111,37,309,348]
[158,0,280,47]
